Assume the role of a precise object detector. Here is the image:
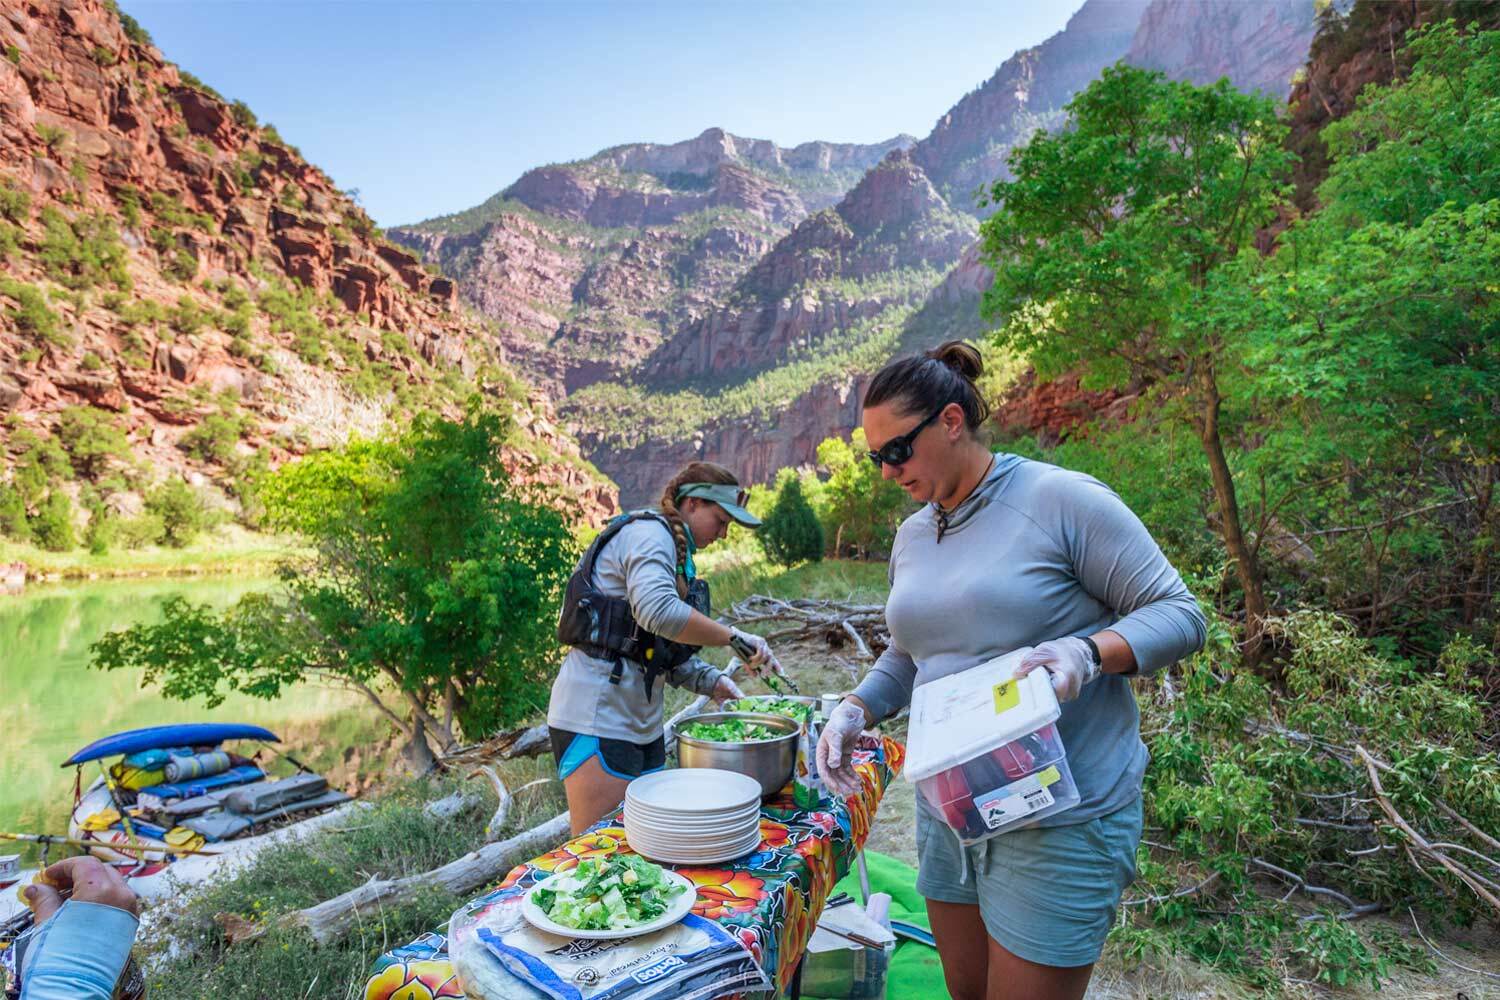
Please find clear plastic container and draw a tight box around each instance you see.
[904,651,1081,846]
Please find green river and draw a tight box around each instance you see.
[0,576,362,850]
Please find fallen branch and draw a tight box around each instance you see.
[1122,871,1221,907]
[1357,745,1500,917]
[1408,906,1500,981]
[285,810,571,945]
[1249,858,1385,920]
[841,620,873,661]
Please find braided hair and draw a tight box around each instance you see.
[659,461,741,597]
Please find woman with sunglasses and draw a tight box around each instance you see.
[549,461,784,834]
[817,341,1206,1000]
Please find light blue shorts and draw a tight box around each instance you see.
[915,796,1143,968]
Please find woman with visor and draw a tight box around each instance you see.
[817,341,1205,1000]
[549,461,786,834]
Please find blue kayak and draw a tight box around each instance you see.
[62,724,280,766]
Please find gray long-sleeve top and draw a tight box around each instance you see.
[548,515,725,742]
[853,454,1206,826]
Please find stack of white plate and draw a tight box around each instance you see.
[623,769,764,864]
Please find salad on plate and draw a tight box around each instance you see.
[530,855,687,931]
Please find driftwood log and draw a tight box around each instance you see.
[289,811,570,945]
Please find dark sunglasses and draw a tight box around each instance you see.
[867,405,945,468]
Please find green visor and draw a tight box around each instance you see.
[676,482,761,527]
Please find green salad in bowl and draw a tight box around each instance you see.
[678,716,783,742]
[725,696,814,726]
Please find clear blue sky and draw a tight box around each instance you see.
[123,1,1084,227]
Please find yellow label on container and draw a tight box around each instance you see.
[992,680,1020,714]
[1036,765,1061,788]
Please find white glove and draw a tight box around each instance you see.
[729,627,782,679]
[1013,637,1101,703]
[815,699,867,798]
[711,674,745,704]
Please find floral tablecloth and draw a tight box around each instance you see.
[366,734,905,1000]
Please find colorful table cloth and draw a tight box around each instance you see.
[366,734,905,1000]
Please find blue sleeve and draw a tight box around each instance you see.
[20,901,139,1000]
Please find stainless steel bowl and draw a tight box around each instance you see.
[675,711,799,797]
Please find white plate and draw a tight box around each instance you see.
[626,830,762,854]
[626,816,761,838]
[520,868,697,940]
[626,769,761,813]
[624,797,761,819]
[623,806,760,830]
[626,831,763,865]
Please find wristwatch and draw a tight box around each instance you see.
[1080,635,1103,668]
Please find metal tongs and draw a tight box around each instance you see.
[728,632,801,694]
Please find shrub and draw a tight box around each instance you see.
[181,411,245,465]
[114,184,142,228]
[11,428,73,508]
[0,481,31,541]
[168,296,206,336]
[168,247,198,281]
[115,511,165,549]
[30,490,76,551]
[34,122,68,154]
[56,405,132,480]
[83,491,116,555]
[758,475,824,567]
[36,207,129,290]
[229,100,257,129]
[145,477,208,547]
[0,178,30,223]
[1,280,68,347]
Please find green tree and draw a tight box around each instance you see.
[816,429,911,558]
[56,405,132,480]
[0,481,30,541]
[979,66,1294,663]
[11,428,72,509]
[144,477,207,548]
[30,490,76,552]
[92,408,578,767]
[759,474,824,567]
[1237,23,1500,636]
[83,489,116,555]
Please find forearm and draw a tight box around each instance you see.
[668,609,735,647]
[1092,628,1137,675]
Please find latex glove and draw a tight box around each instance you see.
[729,627,782,679]
[816,699,867,798]
[712,674,745,705]
[1013,637,1100,703]
[23,856,139,924]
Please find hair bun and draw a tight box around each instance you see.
[925,340,983,384]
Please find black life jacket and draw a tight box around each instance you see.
[555,511,710,701]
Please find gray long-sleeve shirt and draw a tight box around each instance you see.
[853,454,1206,826]
[548,515,725,742]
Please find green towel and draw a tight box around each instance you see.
[810,850,950,1000]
